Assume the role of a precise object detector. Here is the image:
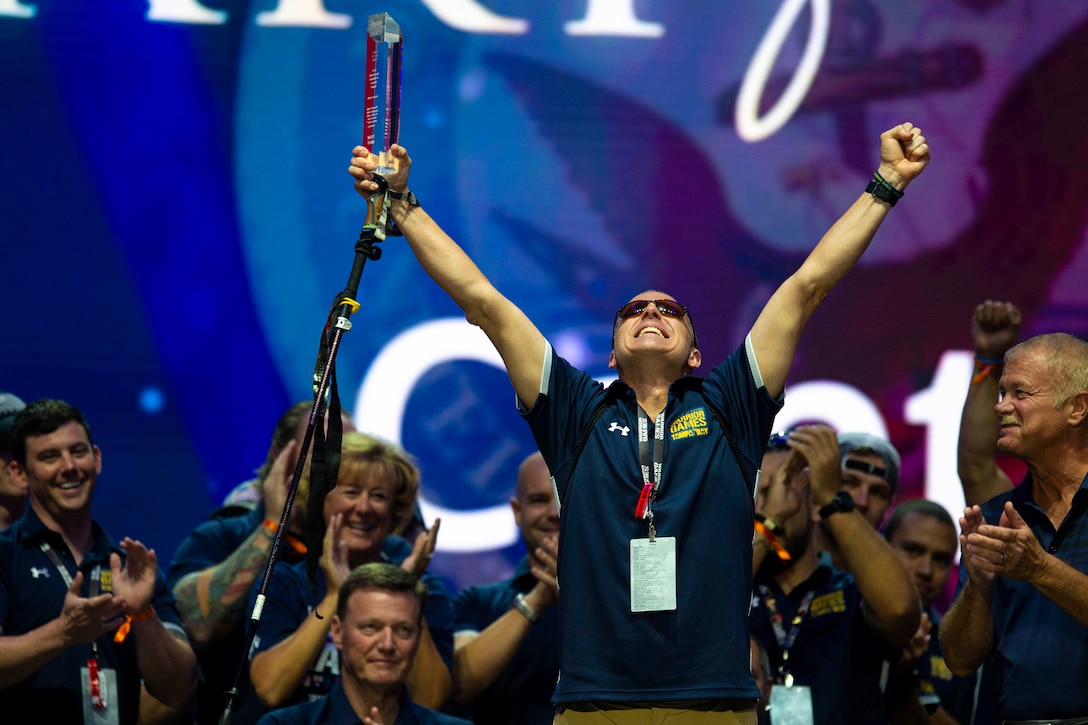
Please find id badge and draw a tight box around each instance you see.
[630,536,676,612]
[81,665,120,725]
[769,683,813,725]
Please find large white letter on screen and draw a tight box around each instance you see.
[355,318,519,552]
[565,0,663,37]
[418,0,528,35]
[735,0,829,142]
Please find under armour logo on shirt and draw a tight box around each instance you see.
[30,567,50,579]
[608,422,630,436]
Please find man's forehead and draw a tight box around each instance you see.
[26,420,91,450]
[892,513,957,549]
[627,290,676,303]
[520,476,555,501]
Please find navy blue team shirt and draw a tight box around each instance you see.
[749,551,898,724]
[0,508,187,725]
[523,337,779,704]
[955,473,1088,720]
[256,679,470,725]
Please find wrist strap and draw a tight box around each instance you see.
[113,606,155,643]
[386,188,419,205]
[383,189,419,238]
[865,171,904,207]
[512,592,540,623]
[971,354,1005,386]
[754,519,791,561]
[974,354,1005,365]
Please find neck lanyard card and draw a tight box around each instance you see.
[630,408,676,612]
[81,658,119,724]
[769,683,813,725]
[630,536,676,612]
[758,582,815,724]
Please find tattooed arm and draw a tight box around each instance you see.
[171,441,296,650]
[172,523,277,650]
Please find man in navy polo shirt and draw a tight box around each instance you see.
[257,563,468,725]
[942,333,1088,722]
[0,398,197,724]
[749,425,918,724]
[348,122,930,722]
[451,451,559,724]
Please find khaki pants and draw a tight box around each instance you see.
[554,702,758,725]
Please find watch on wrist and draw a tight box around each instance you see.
[386,188,420,206]
[818,491,856,519]
[865,179,900,206]
[512,592,540,624]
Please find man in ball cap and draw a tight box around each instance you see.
[0,391,27,529]
[837,432,901,530]
[805,431,902,571]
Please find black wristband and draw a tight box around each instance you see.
[865,171,904,207]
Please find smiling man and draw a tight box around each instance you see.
[257,563,469,725]
[350,122,929,723]
[942,333,1088,722]
[0,399,197,724]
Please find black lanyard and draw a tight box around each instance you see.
[634,407,666,540]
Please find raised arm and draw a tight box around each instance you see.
[398,522,453,708]
[451,537,558,704]
[939,506,996,675]
[349,145,547,408]
[172,441,295,650]
[250,513,350,707]
[795,426,920,646]
[750,123,930,398]
[111,539,198,708]
[958,301,1019,506]
[753,450,806,575]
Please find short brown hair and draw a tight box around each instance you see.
[9,399,93,466]
[337,562,427,620]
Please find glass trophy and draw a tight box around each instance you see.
[363,12,403,177]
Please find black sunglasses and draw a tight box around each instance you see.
[615,299,690,320]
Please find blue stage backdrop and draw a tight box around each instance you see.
[4,0,1088,591]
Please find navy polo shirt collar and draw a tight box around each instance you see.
[328,679,414,724]
[15,507,121,567]
[613,374,704,401]
[1009,470,1088,533]
[1011,470,1088,504]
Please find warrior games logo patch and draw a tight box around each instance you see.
[670,408,709,441]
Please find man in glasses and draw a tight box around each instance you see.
[349,122,929,724]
